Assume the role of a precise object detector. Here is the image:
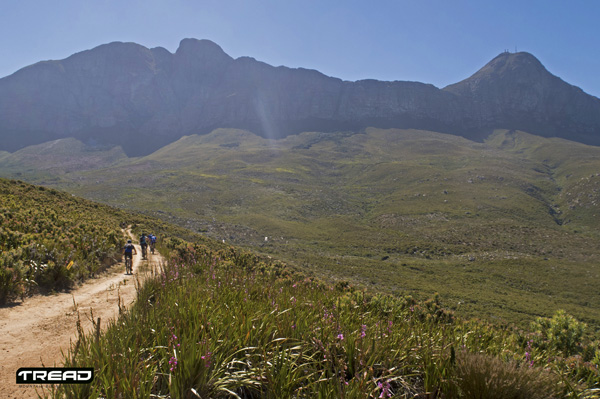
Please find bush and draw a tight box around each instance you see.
[0,265,22,304]
[532,310,587,357]
[453,351,562,399]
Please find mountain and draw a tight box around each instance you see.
[445,52,600,143]
[1,39,599,156]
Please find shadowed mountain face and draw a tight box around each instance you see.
[444,52,600,143]
[1,39,599,156]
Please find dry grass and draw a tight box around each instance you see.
[453,351,563,399]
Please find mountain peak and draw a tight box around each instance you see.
[176,39,231,60]
[489,51,544,67]
[478,51,547,78]
[444,51,554,95]
[443,50,600,142]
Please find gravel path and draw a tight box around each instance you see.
[0,238,163,398]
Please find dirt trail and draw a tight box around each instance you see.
[0,239,163,398]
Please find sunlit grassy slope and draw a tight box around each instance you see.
[2,179,597,397]
[57,241,598,398]
[2,128,600,328]
[0,177,217,304]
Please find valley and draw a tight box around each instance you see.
[3,127,599,328]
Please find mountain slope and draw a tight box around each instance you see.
[0,176,212,303]
[1,40,599,155]
[2,128,600,326]
[445,52,600,142]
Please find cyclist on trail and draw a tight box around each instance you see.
[123,239,137,274]
[149,233,157,254]
[140,233,149,259]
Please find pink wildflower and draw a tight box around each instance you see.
[378,380,391,398]
[169,356,178,372]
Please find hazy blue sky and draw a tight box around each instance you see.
[2,1,599,97]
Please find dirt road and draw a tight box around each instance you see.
[0,242,163,398]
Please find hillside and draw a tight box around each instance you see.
[0,227,165,399]
[58,235,600,398]
[1,39,599,155]
[1,176,598,398]
[0,178,126,303]
[2,128,600,328]
[445,52,600,144]
[0,177,209,304]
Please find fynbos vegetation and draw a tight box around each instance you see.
[54,241,600,398]
[0,178,208,303]
[0,179,125,302]
[7,128,600,327]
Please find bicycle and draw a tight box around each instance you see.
[141,244,147,260]
[123,240,136,275]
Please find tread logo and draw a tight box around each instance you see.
[16,367,94,384]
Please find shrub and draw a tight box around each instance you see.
[532,310,587,357]
[0,265,22,304]
[453,351,562,399]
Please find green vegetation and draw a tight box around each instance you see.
[51,241,599,398]
[1,177,598,396]
[0,178,124,302]
[0,178,212,304]
[2,128,600,329]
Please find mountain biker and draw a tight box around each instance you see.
[123,239,137,274]
[149,233,157,254]
[140,233,148,259]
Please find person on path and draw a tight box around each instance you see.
[123,239,137,274]
[140,233,149,259]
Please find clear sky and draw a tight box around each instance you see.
[1,0,599,97]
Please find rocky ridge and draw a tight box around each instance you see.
[1,39,599,156]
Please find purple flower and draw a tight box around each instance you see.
[361,325,367,338]
[378,380,391,398]
[201,352,212,367]
[169,356,178,372]
[337,333,344,341]
[525,351,533,368]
